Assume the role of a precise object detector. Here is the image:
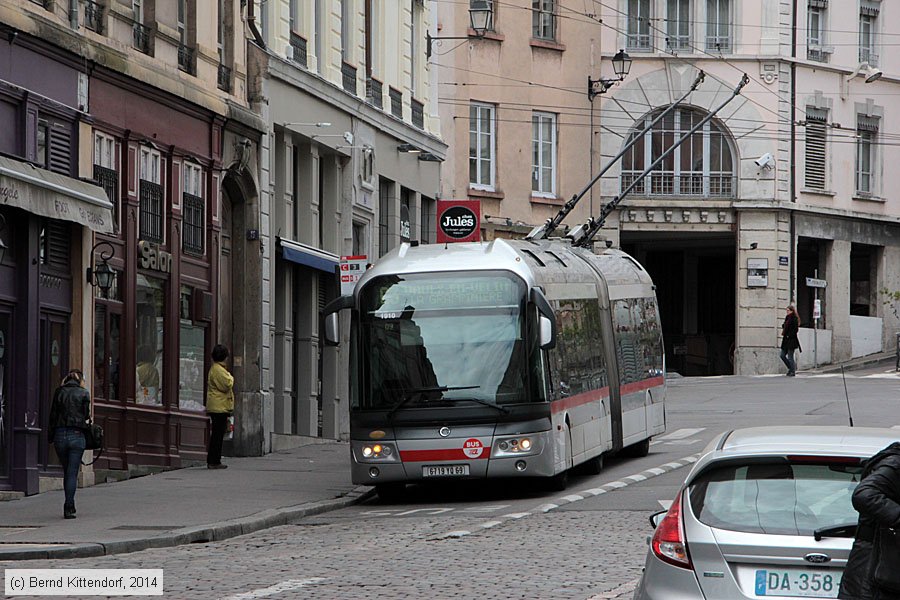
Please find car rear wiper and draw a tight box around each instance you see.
[814,523,858,541]
[386,386,480,420]
[443,395,510,414]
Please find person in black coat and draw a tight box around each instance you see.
[838,442,900,600]
[48,370,91,519]
[779,305,801,376]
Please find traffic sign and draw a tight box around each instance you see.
[805,277,827,288]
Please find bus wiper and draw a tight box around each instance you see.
[813,523,858,541]
[385,386,480,420]
[443,396,510,414]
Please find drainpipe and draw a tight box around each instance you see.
[789,0,797,303]
[69,0,79,29]
[246,0,266,49]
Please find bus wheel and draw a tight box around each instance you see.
[622,438,651,458]
[582,454,604,475]
[545,469,569,492]
[375,483,406,503]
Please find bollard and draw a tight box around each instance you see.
[896,332,900,371]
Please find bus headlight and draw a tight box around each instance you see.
[493,435,540,457]
[356,443,399,462]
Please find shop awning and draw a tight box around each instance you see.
[0,155,114,233]
[278,238,340,273]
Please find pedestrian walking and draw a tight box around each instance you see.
[838,442,900,600]
[206,344,234,469]
[779,304,801,376]
[48,369,91,519]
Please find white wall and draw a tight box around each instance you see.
[850,316,883,358]
[797,327,832,370]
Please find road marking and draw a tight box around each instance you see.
[587,577,642,599]
[655,428,705,441]
[436,453,701,540]
[221,578,326,599]
[893,426,900,430]
[658,500,672,510]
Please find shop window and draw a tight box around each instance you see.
[93,303,121,402]
[850,244,877,316]
[178,286,206,411]
[135,275,164,405]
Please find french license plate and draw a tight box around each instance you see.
[422,464,469,478]
[755,569,842,598]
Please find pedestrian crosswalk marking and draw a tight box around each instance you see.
[221,578,326,599]
[656,428,705,441]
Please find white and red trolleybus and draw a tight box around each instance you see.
[323,238,666,499]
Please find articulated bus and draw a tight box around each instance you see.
[323,238,666,499]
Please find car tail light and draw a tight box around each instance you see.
[651,489,692,569]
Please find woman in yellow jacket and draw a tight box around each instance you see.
[206,344,234,469]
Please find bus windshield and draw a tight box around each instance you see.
[356,272,529,410]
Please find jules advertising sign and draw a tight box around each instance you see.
[436,200,481,244]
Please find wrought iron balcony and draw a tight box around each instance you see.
[341,62,357,95]
[93,164,119,232]
[290,32,308,68]
[859,47,879,67]
[178,45,196,75]
[366,78,383,110]
[133,22,151,54]
[705,35,732,52]
[139,180,164,244]
[389,87,403,119]
[807,46,828,62]
[621,172,736,198]
[182,193,204,255]
[411,99,424,130]
[627,33,653,51]
[84,0,103,34]
[666,34,691,52]
[217,63,232,92]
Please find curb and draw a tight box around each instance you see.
[0,486,375,561]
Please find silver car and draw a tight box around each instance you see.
[634,426,898,600]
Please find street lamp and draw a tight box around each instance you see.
[426,0,491,59]
[587,49,633,101]
[86,240,116,298]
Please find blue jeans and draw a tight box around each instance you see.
[780,348,797,374]
[53,428,85,510]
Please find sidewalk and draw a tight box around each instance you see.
[804,350,899,375]
[0,442,372,561]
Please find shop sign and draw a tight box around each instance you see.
[437,200,480,244]
[399,204,411,243]
[138,240,172,274]
[747,258,768,288]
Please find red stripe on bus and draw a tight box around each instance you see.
[551,387,611,414]
[400,448,493,462]
[620,376,665,396]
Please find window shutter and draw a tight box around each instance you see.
[809,0,827,7]
[804,117,827,190]
[46,219,71,269]
[48,122,72,176]
[858,115,879,132]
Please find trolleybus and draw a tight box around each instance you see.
[323,238,666,498]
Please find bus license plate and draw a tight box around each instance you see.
[755,569,841,597]
[423,464,469,478]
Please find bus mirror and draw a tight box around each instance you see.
[539,315,555,349]
[324,313,340,346]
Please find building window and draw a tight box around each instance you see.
[706,0,731,52]
[133,0,151,54]
[378,178,391,257]
[666,0,691,51]
[469,102,496,190]
[136,275,164,406]
[139,147,163,243]
[84,0,104,34]
[352,221,367,256]
[532,0,556,41]
[532,112,556,196]
[177,0,196,74]
[859,5,878,66]
[182,162,204,255]
[807,1,827,61]
[420,196,435,244]
[856,115,878,195]
[93,132,119,232]
[804,108,827,190]
[179,286,206,411]
[621,107,735,197]
[36,120,49,169]
[341,0,353,62]
[627,0,652,51]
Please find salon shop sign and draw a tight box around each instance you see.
[437,200,481,243]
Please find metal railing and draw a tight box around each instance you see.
[139,180,163,244]
[621,172,736,198]
[367,78,383,110]
[706,35,731,52]
[859,47,879,66]
[389,87,403,119]
[341,62,357,95]
[178,45,196,74]
[93,165,119,232]
[84,0,103,33]
[182,193,204,255]
[133,22,151,54]
[807,47,828,62]
[411,99,424,129]
[627,33,653,51]
[290,32,308,68]
[666,34,691,51]
[217,63,232,92]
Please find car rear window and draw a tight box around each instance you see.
[688,460,863,536]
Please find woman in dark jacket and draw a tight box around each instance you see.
[838,442,900,600]
[48,370,91,519]
[779,305,801,376]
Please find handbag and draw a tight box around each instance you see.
[874,527,900,592]
[84,421,104,450]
